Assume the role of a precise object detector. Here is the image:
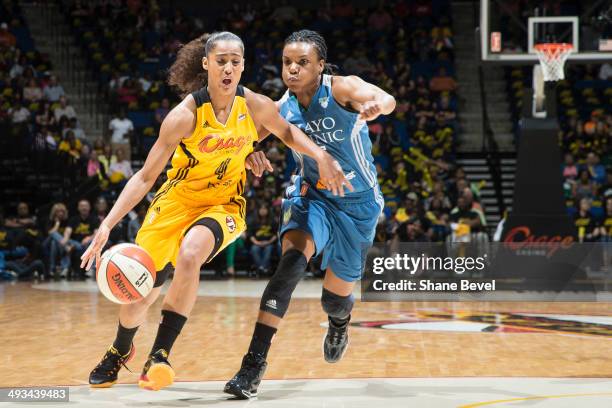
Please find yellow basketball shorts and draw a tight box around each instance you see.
[135,191,246,275]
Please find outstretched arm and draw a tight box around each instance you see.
[80,97,196,270]
[333,75,396,121]
[246,89,353,196]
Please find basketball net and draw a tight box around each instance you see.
[532,43,573,118]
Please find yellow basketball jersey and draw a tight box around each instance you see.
[155,86,258,210]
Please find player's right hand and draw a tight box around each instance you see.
[80,223,111,271]
[317,152,354,197]
[245,151,273,177]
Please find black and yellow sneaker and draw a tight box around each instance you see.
[224,352,267,399]
[89,344,135,388]
[138,349,175,391]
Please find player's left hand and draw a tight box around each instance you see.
[245,151,273,177]
[359,100,383,121]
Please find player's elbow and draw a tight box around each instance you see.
[135,169,156,189]
[384,93,397,114]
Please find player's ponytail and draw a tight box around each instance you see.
[167,32,245,98]
[285,29,337,75]
[167,33,210,98]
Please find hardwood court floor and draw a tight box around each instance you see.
[1,281,611,387]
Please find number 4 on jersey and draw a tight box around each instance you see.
[215,158,231,180]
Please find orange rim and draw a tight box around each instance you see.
[534,43,573,55]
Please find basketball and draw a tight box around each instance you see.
[96,243,157,304]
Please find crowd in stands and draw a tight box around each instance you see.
[2,0,494,280]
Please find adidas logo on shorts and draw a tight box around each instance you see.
[265,299,277,310]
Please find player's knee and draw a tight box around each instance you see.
[259,249,309,318]
[321,288,354,319]
[176,244,204,277]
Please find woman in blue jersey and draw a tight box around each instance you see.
[225,30,395,399]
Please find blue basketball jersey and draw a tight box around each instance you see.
[278,74,381,204]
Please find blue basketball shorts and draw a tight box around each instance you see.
[279,177,383,282]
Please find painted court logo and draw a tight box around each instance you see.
[351,311,612,337]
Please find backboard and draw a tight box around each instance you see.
[480,0,612,63]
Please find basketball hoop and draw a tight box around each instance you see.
[533,43,573,81]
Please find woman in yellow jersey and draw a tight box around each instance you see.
[80,32,349,391]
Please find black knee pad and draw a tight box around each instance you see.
[260,249,308,318]
[321,288,354,319]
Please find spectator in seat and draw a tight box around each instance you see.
[368,5,392,33]
[343,49,373,77]
[23,78,42,102]
[108,109,134,159]
[429,67,457,93]
[574,198,599,242]
[573,169,597,201]
[63,117,85,140]
[562,153,578,180]
[154,97,170,130]
[94,197,108,225]
[108,147,133,186]
[5,202,36,232]
[261,68,284,94]
[249,206,277,275]
[117,78,140,106]
[87,149,102,178]
[0,22,16,48]
[43,75,65,102]
[9,54,27,79]
[0,208,22,280]
[63,199,98,277]
[584,152,606,185]
[43,202,70,277]
[449,196,484,242]
[9,99,30,125]
[53,95,77,121]
[35,101,56,130]
[394,217,431,243]
[270,0,298,22]
[599,63,612,80]
[426,197,450,241]
[98,143,116,178]
[58,130,82,160]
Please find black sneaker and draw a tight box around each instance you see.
[138,349,175,391]
[224,352,268,399]
[89,344,135,388]
[323,316,350,363]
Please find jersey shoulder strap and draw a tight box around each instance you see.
[191,87,210,107]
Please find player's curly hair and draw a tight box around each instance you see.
[167,32,244,97]
[284,30,338,74]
